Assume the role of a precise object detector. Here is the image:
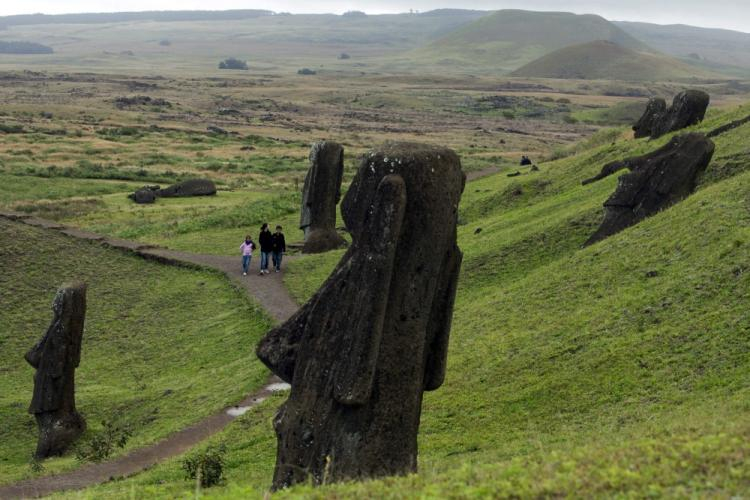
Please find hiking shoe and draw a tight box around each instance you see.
[243,272,247,276]
[275,269,280,273]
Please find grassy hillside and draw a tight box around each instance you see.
[0,219,273,485]
[616,21,750,75]
[61,102,750,497]
[512,40,711,82]
[412,10,652,74]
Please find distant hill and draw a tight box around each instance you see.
[0,40,53,54]
[414,10,652,73]
[0,10,273,26]
[615,21,750,74]
[511,40,710,81]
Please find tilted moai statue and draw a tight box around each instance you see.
[585,133,715,246]
[300,141,347,253]
[25,282,87,458]
[257,142,465,489]
[632,90,710,140]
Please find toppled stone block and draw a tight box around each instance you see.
[157,179,217,198]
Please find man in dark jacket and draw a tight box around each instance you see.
[259,223,273,275]
[271,225,287,273]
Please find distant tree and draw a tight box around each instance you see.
[297,68,317,75]
[219,58,248,70]
[0,41,53,54]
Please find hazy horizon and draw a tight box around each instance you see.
[1,1,749,34]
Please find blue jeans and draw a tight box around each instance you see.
[260,251,270,271]
[272,251,283,271]
[242,255,252,274]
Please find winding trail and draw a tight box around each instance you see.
[0,212,300,499]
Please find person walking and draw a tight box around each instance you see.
[258,223,273,275]
[239,235,255,276]
[271,225,286,273]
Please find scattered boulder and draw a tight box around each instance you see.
[338,53,351,60]
[633,90,710,140]
[297,68,317,75]
[530,164,540,172]
[157,179,217,198]
[300,141,347,253]
[25,283,88,458]
[207,125,229,135]
[129,188,157,204]
[585,133,715,246]
[507,171,522,177]
[257,142,465,489]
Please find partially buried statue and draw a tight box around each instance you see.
[585,133,715,246]
[300,141,347,253]
[257,142,465,489]
[633,90,710,140]
[25,282,87,458]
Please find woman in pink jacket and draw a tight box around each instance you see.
[240,235,256,276]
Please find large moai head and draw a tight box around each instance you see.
[257,142,465,490]
[25,282,87,458]
[300,141,347,253]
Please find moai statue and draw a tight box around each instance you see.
[258,142,465,490]
[585,133,714,246]
[300,141,347,253]
[25,282,87,458]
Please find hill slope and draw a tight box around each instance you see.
[511,40,710,81]
[73,103,750,497]
[413,10,652,73]
[0,219,272,485]
[616,21,750,75]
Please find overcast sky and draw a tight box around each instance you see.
[2,0,749,33]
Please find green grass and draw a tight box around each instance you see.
[0,219,273,485]
[59,103,750,497]
[0,174,139,205]
[61,189,304,256]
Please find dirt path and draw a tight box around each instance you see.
[0,213,300,499]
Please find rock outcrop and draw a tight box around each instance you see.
[257,142,465,490]
[300,141,347,253]
[25,283,88,458]
[585,133,715,245]
[632,90,710,140]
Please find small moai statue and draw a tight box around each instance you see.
[25,282,87,458]
[258,142,465,490]
[300,141,347,253]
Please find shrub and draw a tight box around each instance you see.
[297,68,317,75]
[218,58,248,70]
[75,420,132,462]
[182,444,227,488]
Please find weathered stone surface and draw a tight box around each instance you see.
[257,142,465,490]
[633,97,667,139]
[25,283,87,458]
[300,141,347,253]
[633,90,710,140]
[157,179,217,198]
[585,133,715,245]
